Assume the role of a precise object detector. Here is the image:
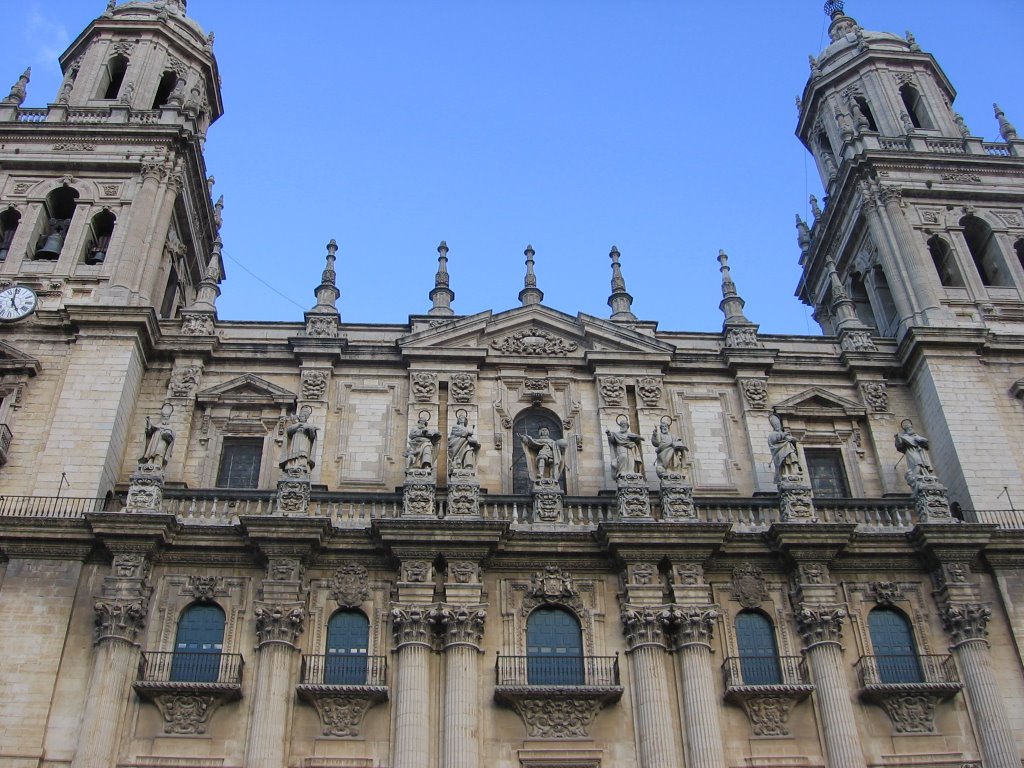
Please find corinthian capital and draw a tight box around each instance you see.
[391,604,434,648]
[620,606,669,650]
[94,597,148,643]
[665,606,718,646]
[431,604,487,648]
[795,605,846,646]
[254,603,306,646]
[141,161,168,183]
[940,602,991,644]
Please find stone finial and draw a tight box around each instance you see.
[905,30,921,52]
[428,240,455,317]
[718,250,750,325]
[795,214,811,250]
[519,244,544,306]
[3,68,30,106]
[213,194,224,232]
[994,103,1018,142]
[953,112,971,138]
[809,195,822,219]
[607,245,637,321]
[188,237,223,313]
[312,239,341,313]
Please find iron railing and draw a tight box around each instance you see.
[722,655,809,688]
[300,654,387,687]
[137,651,244,686]
[0,494,105,518]
[855,654,959,688]
[495,655,619,687]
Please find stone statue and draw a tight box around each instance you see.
[140,403,175,468]
[768,413,803,482]
[605,415,644,478]
[894,418,935,479]
[519,426,567,483]
[404,410,441,470]
[280,405,317,474]
[652,416,688,478]
[447,409,480,474]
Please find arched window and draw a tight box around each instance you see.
[735,611,782,685]
[854,96,878,132]
[962,215,1011,287]
[171,603,225,682]
[1013,238,1024,275]
[848,271,878,330]
[927,235,964,287]
[868,265,899,336]
[152,71,178,109]
[868,608,922,684]
[325,610,370,685]
[0,208,21,261]
[97,55,129,100]
[83,210,116,265]
[511,407,564,494]
[34,187,78,260]
[526,607,583,685]
[899,84,932,130]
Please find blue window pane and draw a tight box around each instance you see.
[171,604,225,682]
[736,612,782,685]
[526,608,584,685]
[326,611,370,685]
[868,609,923,684]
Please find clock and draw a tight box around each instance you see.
[0,285,38,322]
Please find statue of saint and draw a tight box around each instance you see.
[894,418,935,479]
[605,415,644,478]
[280,405,317,474]
[140,403,175,468]
[404,411,441,470]
[651,416,688,478]
[768,413,803,482]
[519,426,567,483]
[447,409,480,474]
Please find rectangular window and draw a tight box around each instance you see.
[216,438,263,488]
[805,448,849,498]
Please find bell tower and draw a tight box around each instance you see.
[793,1,1024,509]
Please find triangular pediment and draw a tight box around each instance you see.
[196,373,296,406]
[0,340,41,376]
[399,304,674,362]
[774,387,865,418]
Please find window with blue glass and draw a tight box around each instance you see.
[868,607,923,684]
[325,610,370,685]
[736,611,783,685]
[171,603,225,682]
[526,607,584,685]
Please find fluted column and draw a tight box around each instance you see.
[392,605,435,768]
[137,167,184,301]
[621,607,682,768]
[941,603,1021,768]
[434,605,486,768]
[795,606,867,768]
[668,607,725,768]
[109,160,166,294]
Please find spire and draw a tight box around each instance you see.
[607,246,636,321]
[311,239,341,313]
[795,214,811,251]
[189,236,222,313]
[994,103,1018,142]
[428,240,455,317]
[718,250,750,325]
[518,244,543,306]
[3,68,30,106]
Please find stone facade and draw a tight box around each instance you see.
[0,4,1024,768]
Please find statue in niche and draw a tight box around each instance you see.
[519,426,567,484]
[894,418,935,479]
[606,415,645,478]
[140,403,175,468]
[280,405,317,475]
[447,409,480,474]
[768,412,803,482]
[651,416,688,479]
[404,410,441,470]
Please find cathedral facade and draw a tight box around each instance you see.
[1,3,1024,768]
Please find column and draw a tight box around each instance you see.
[244,558,306,768]
[392,605,435,768]
[941,603,1021,768]
[108,160,166,295]
[71,552,151,768]
[795,606,867,768]
[435,605,487,768]
[669,607,725,768]
[136,167,184,301]
[621,607,682,768]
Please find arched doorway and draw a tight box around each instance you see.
[171,603,225,682]
[512,408,564,494]
[526,607,584,685]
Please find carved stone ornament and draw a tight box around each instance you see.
[779,481,816,522]
[636,376,662,406]
[665,606,718,646]
[490,326,578,357]
[126,467,165,511]
[151,693,222,735]
[401,560,431,583]
[734,694,802,737]
[629,562,656,586]
[305,314,340,338]
[411,372,438,402]
[616,475,652,519]
[675,563,704,586]
[730,563,768,609]
[276,478,311,513]
[94,598,148,643]
[186,575,220,602]
[169,366,201,398]
[532,478,564,522]
[403,470,436,517]
[181,313,215,336]
[113,553,147,579]
[869,581,903,605]
[522,566,584,616]
[740,378,768,409]
[840,329,878,352]
[725,326,760,349]
[301,370,329,400]
[620,606,669,649]
[431,604,487,647]
[499,695,617,739]
[877,693,941,734]
[308,694,378,738]
[254,603,306,645]
[911,476,952,523]
[523,377,549,394]
[449,372,476,403]
[449,561,479,584]
[598,376,625,406]
[446,481,480,516]
[861,382,888,412]
[940,602,991,643]
[795,606,845,647]
[798,562,829,586]
[329,564,370,608]
[660,480,696,520]
[392,605,434,647]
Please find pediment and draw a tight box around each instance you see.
[196,373,296,406]
[773,387,865,418]
[0,340,41,376]
[399,305,675,362]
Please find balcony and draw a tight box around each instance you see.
[722,655,814,736]
[856,654,962,733]
[494,655,623,739]
[133,651,243,735]
[296,654,389,738]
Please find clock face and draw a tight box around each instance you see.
[0,285,37,322]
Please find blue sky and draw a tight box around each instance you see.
[3,1,1023,334]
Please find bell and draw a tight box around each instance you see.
[36,231,64,259]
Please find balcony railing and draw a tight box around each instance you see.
[722,655,811,690]
[299,654,387,688]
[135,651,244,692]
[855,654,960,689]
[0,494,105,518]
[495,655,620,688]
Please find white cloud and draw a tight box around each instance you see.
[26,6,70,65]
